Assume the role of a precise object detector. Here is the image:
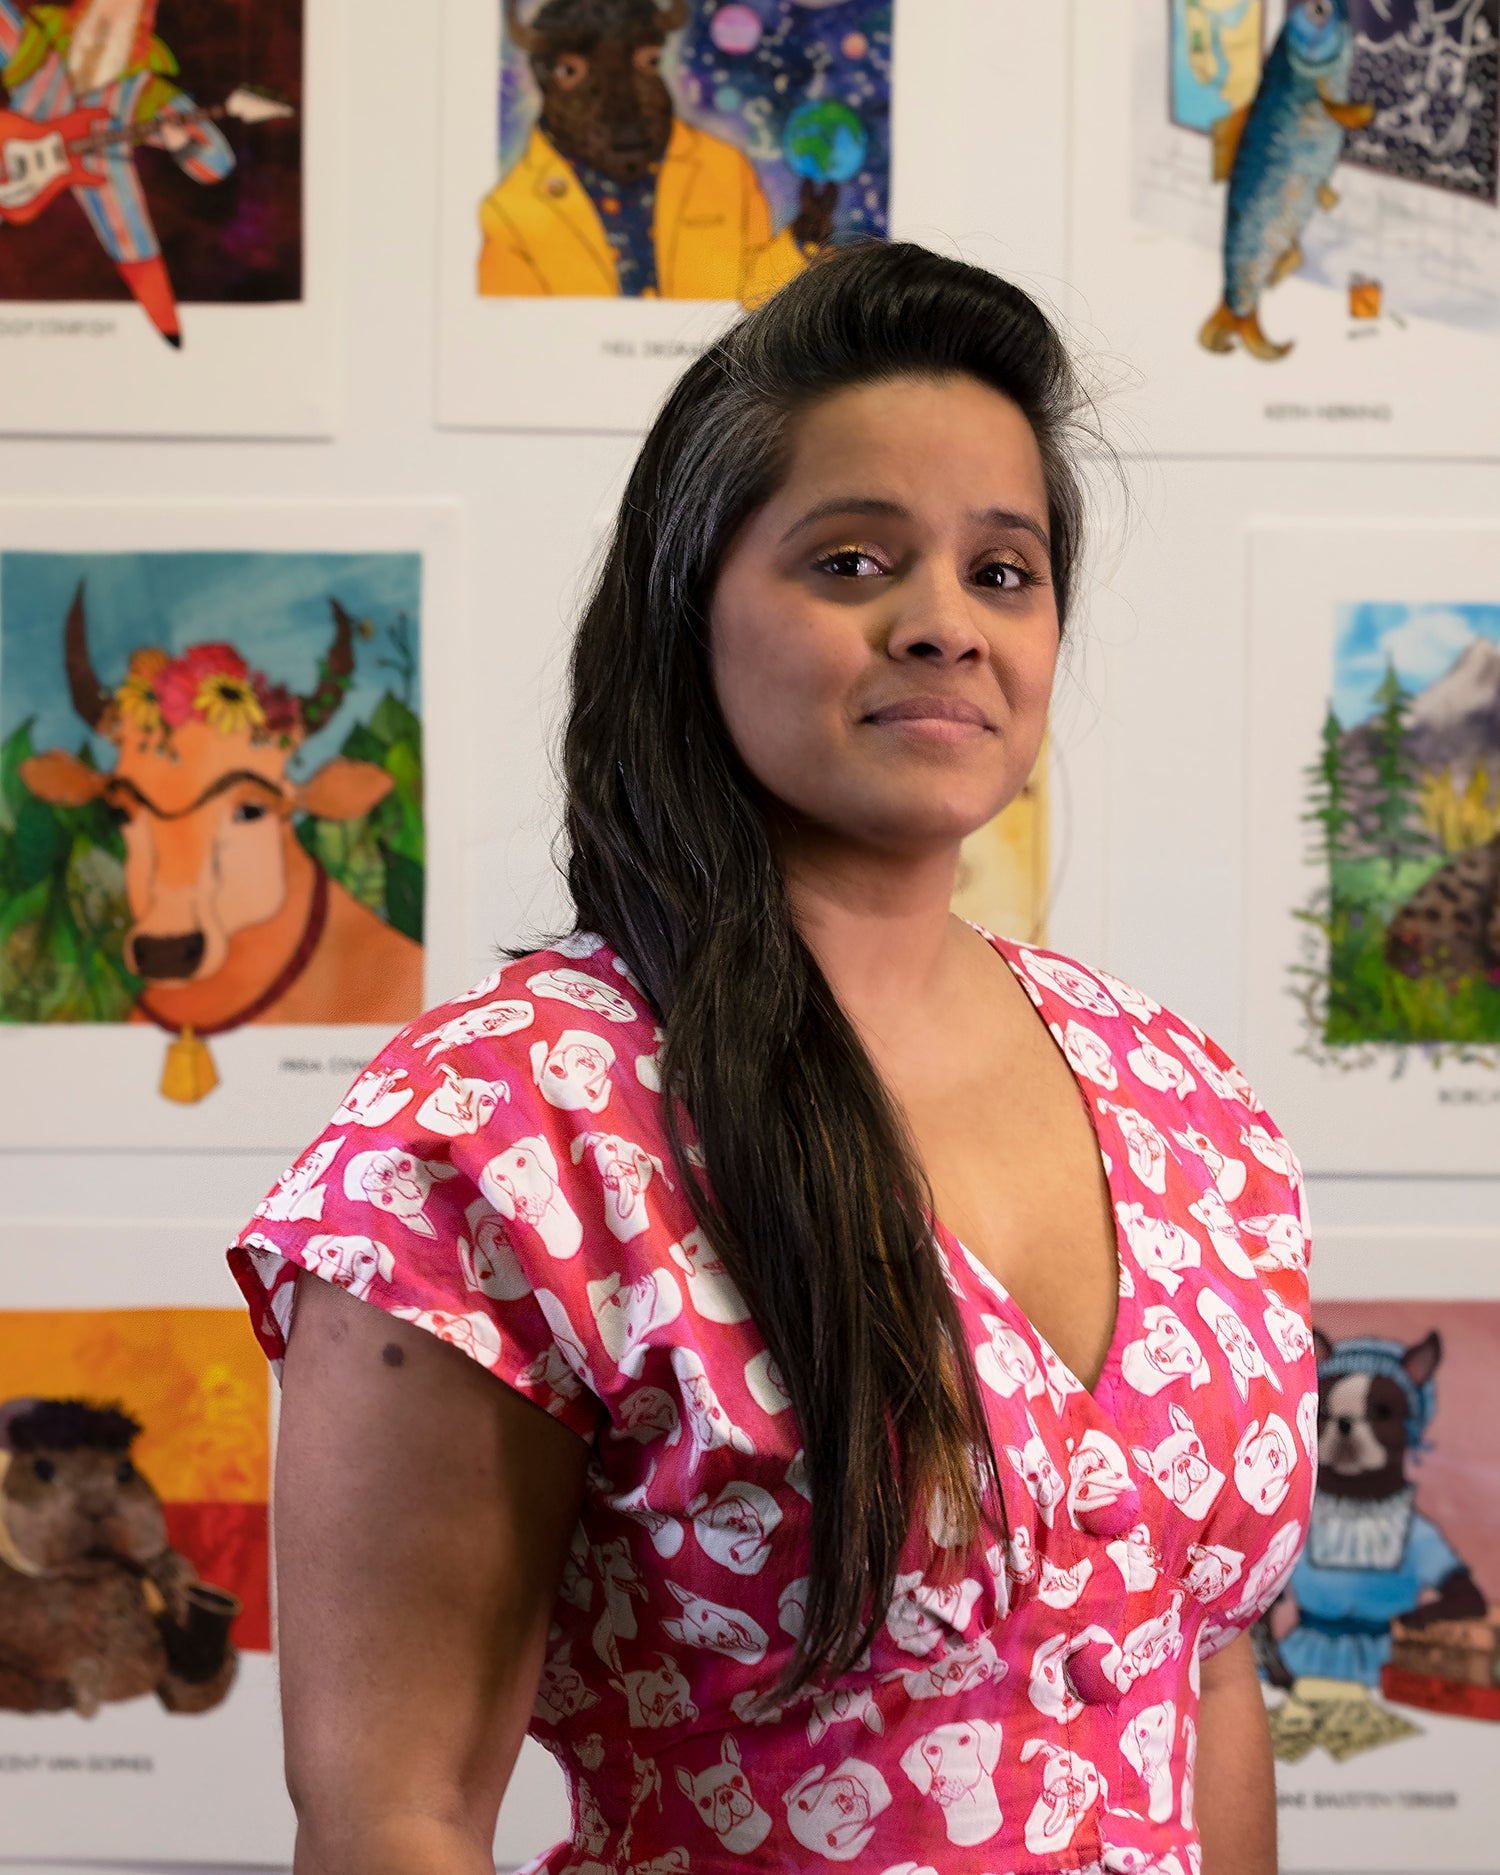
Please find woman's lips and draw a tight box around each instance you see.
[862,695,994,739]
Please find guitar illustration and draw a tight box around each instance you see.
[0,85,293,226]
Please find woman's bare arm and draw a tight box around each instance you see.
[275,1277,590,1875]
[1196,1630,1278,1875]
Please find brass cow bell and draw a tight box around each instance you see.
[160,1027,219,1105]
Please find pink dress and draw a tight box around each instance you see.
[230,932,1317,1875]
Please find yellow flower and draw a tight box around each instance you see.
[195,673,266,737]
[115,675,164,735]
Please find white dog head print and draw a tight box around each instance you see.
[900,1720,1005,1847]
[668,1229,751,1325]
[973,1315,1046,1403]
[1228,1518,1303,1623]
[690,1480,781,1576]
[302,1233,393,1303]
[1100,1103,1172,1194]
[571,1131,667,1241]
[1186,1189,1257,1279]
[884,1632,1005,1702]
[1106,1522,1163,1594]
[1019,1740,1106,1856]
[333,1063,414,1128]
[1004,1431,1066,1526]
[1127,1031,1195,1100]
[660,1581,768,1664]
[783,1758,892,1862]
[414,1063,509,1139]
[1173,1127,1247,1202]
[807,1685,885,1745]
[1026,1632,1083,1724]
[1196,1290,1282,1402]
[1238,1212,1308,1273]
[1066,1429,1135,1531]
[1233,1414,1298,1515]
[1132,1404,1226,1519]
[1050,1018,1118,1090]
[458,1204,529,1301]
[587,1267,682,1377]
[1120,1700,1177,1823]
[530,1029,616,1114]
[413,998,533,1062]
[611,1385,680,1446]
[343,1147,453,1240]
[1121,1305,1211,1397]
[675,1738,772,1854]
[1017,949,1119,1016]
[669,1347,756,1469]
[479,1137,583,1260]
[256,1137,341,1224]
[744,1348,792,1415]
[1115,1203,1202,1296]
[608,1653,698,1729]
[1263,1292,1314,1366]
[1181,1541,1244,1604]
[884,1572,983,1657]
[526,966,637,1023]
[1240,1124,1300,1184]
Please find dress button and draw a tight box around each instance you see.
[1073,1484,1142,1540]
[1063,1635,1120,1710]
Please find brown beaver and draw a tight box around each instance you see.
[0,1397,238,1716]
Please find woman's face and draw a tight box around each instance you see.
[710,372,1061,862]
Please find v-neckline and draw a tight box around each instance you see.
[928,926,1134,1409]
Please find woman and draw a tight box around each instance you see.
[233,243,1315,1875]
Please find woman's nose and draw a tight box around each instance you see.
[884,564,988,665]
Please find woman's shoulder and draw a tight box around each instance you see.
[341,932,666,1135]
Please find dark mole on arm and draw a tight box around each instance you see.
[381,1342,406,1368]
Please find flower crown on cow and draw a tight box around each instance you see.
[67,588,362,750]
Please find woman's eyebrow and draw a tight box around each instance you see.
[779,497,1051,556]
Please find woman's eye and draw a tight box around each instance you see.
[233,801,268,824]
[815,549,886,579]
[974,559,1031,591]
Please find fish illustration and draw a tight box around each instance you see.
[1199,0,1375,360]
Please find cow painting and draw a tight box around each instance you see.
[17,585,423,1100]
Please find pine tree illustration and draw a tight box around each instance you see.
[1370,658,1427,883]
[1303,703,1355,871]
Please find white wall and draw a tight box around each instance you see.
[0,0,1494,1869]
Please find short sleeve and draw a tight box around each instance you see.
[228,1032,606,1445]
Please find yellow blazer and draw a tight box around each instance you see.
[478,118,810,307]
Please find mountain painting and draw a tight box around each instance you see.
[1302,603,1500,1047]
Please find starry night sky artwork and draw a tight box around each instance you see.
[1345,0,1499,203]
[498,0,893,246]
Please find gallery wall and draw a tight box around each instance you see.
[0,1,1496,1871]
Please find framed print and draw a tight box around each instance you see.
[1070,0,1500,457]
[1245,522,1500,1175]
[436,0,1071,431]
[0,0,340,436]
[0,500,467,1150]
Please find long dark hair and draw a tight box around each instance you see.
[561,242,1091,1701]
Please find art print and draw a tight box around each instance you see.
[439,0,1073,431]
[0,0,336,435]
[1260,1294,1500,1872]
[1069,0,1500,455]
[0,503,465,1152]
[1245,524,1500,1175]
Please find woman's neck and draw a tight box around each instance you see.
[782,833,968,1048]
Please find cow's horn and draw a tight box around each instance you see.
[65,582,111,730]
[506,0,546,54]
[299,598,356,734]
[656,0,688,30]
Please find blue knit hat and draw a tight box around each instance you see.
[1317,1335,1436,1450]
